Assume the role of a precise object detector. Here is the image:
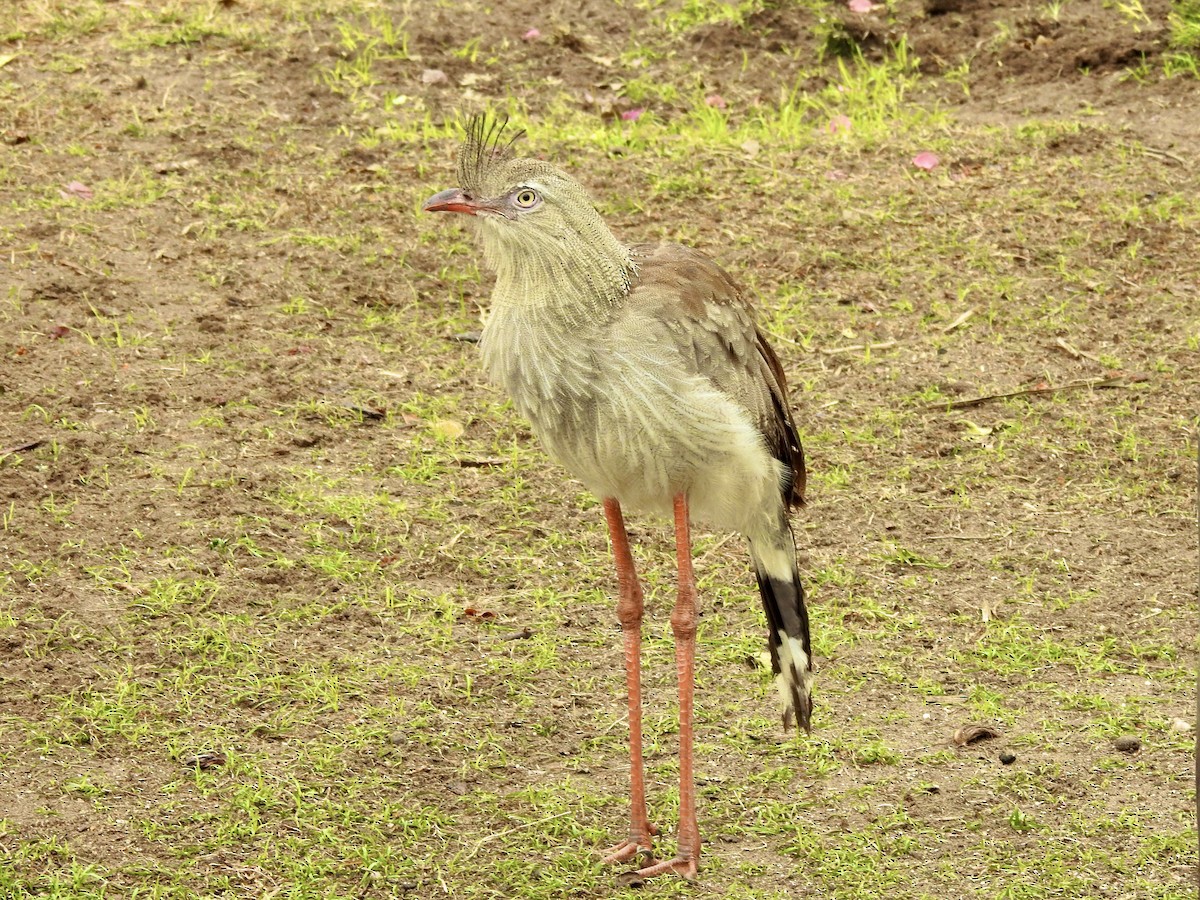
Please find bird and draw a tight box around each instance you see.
[422,114,813,881]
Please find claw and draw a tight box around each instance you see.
[600,821,658,866]
[600,839,656,866]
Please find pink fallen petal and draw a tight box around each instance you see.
[912,151,940,170]
[620,107,645,121]
[848,0,875,12]
[522,28,541,40]
[60,181,93,200]
[826,114,852,134]
[705,94,726,109]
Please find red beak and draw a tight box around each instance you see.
[423,188,482,216]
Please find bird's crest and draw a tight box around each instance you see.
[457,114,525,197]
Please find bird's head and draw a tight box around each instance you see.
[423,115,631,299]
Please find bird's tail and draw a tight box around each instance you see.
[749,524,813,733]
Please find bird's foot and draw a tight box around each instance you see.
[600,824,658,866]
[616,854,699,886]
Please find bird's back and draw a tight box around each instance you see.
[623,242,805,509]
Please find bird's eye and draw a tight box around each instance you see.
[513,188,540,209]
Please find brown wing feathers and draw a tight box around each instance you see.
[630,242,805,510]
[756,333,806,509]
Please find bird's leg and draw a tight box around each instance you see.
[600,498,658,866]
[631,493,701,881]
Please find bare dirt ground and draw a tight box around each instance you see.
[2,0,1199,897]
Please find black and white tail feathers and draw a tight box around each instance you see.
[750,529,814,733]
[748,324,812,731]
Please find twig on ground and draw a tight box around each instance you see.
[462,811,572,858]
[941,307,975,333]
[709,146,795,176]
[494,627,534,642]
[457,457,507,468]
[1054,338,1104,364]
[926,531,1009,541]
[822,339,897,355]
[696,532,736,565]
[343,404,385,420]
[1136,145,1186,166]
[0,440,44,461]
[925,374,1147,411]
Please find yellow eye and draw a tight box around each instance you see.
[514,188,540,208]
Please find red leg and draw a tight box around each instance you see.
[631,493,700,881]
[599,498,658,866]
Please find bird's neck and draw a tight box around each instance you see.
[482,224,633,325]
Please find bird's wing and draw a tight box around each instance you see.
[623,242,805,507]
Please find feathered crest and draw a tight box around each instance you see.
[457,114,526,197]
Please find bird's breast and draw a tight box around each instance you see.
[479,308,780,528]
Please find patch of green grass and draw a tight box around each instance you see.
[776,40,936,140]
[957,613,1184,680]
[1166,0,1200,73]
[1105,0,1153,30]
[320,7,411,107]
[654,0,764,33]
[115,3,265,50]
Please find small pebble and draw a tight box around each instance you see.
[999,750,1016,765]
[1113,735,1140,753]
[1171,717,1194,733]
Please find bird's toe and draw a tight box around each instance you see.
[621,854,699,884]
[600,838,656,866]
